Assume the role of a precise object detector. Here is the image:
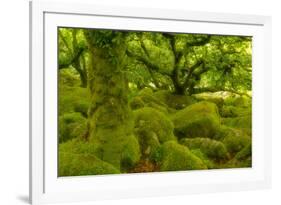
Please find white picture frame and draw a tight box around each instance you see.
[29,0,272,204]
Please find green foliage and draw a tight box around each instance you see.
[180,138,230,161]
[156,141,207,171]
[172,101,221,139]
[134,107,176,144]
[58,112,87,143]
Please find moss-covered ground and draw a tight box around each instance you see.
[58,72,252,176]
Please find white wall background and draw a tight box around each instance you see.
[0,0,279,204]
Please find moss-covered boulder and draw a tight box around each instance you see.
[59,139,119,176]
[90,131,141,171]
[153,90,197,110]
[58,112,87,143]
[225,143,252,168]
[171,101,221,139]
[224,95,251,107]
[220,105,251,118]
[155,141,207,171]
[190,149,215,169]
[216,127,251,155]
[134,107,176,144]
[58,85,90,116]
[222,116,252,131]
[193,92,224,109]
[129,88,169,114]
[180,138,230,161]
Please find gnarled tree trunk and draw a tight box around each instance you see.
[85,31,140,170]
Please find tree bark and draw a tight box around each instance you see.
[85,32,140,169]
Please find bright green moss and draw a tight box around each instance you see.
[58,112,87,143]
[180,138,230,161]
[157,141,207,171]
[171,101,221,139]
[59,139,119,176]
[134,107,177,144]
[59,152,120,176]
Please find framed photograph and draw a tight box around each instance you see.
[29,0,272,204]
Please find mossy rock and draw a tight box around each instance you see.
[130,96,145,110]
[136,130,161,158]
[90,132,141,171]
[180,138,230,161]
[134,107,177,145]
[217,127,251,155]
[234,142,252,160]
[120,135,142,171]
[190,149,215,169]
[224,143,252,168]
[153,90,197,110]
[58,84,90,116]
[58,112,87,143]
[222,116,252,131]
[193,92,224,109]
[74,101,90,117]
[224,95,251,107]
[171,101,221,139]
[156,141,207,171]
[59,139,119,176]
[129,88,170,114]
[220,105,251,118]
[59,68,80,87]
